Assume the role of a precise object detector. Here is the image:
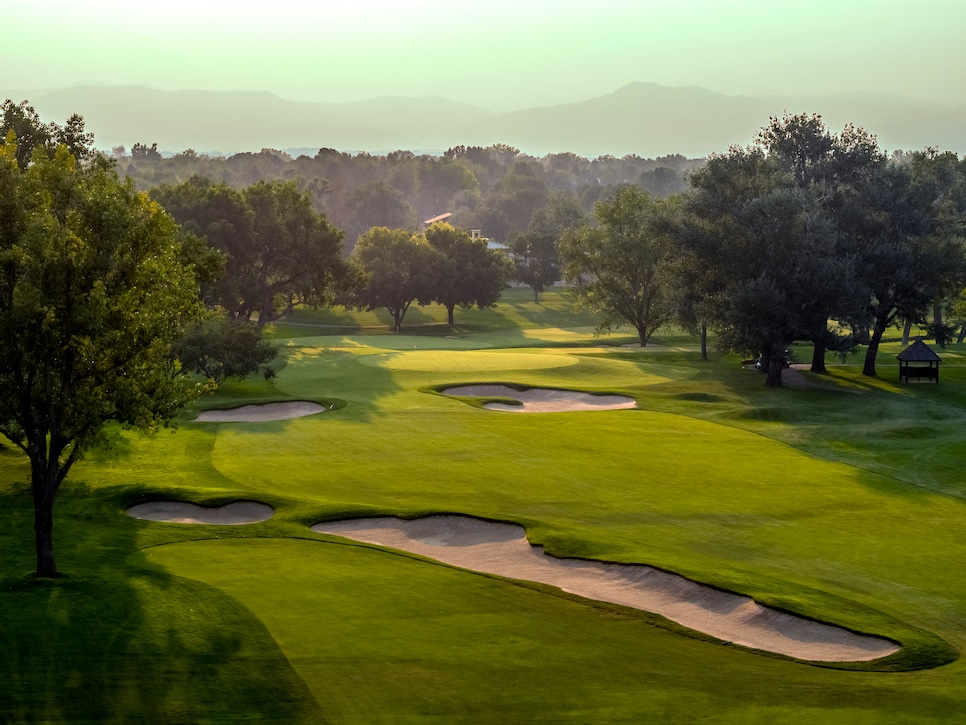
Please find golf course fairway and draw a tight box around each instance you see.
[2,290,966,723]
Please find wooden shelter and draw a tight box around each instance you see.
[896,339,941,383]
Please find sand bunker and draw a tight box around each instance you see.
[313,515,899,663]
[127,501,275,525]
[443,385,637,412]
[195,401,325,422]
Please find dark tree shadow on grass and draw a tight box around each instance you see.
[0,481,326,724]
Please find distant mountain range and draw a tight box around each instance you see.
[5,82,964,158]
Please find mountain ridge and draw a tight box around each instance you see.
[6,82,963,158]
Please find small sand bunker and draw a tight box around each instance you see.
[127,501,275,525]
[195,401,325,422]
[313,515,899,663]
[443,385,636,412]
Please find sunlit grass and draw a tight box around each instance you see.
[3,297,966,721]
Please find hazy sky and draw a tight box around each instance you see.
[4,0,965,109]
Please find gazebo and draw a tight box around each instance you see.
[896,339,941,383]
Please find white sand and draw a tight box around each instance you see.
[127,501,275,525]
[195,401,325,422]
[313,515,899,663]
[443,385,637,412]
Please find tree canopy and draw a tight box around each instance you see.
[559,187,673,346]
[847,150,966,375]
[1,99,94,169]
[675,118,966,384]
[510,192,587,302]
[348,227,440,333]
[151,177,347,328]
[0,139,206,577]
[681,146,844,385]
[173,316,277,385]
[423,222,512,325]
[754,114,883,372]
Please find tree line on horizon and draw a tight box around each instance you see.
[112,138,700,250]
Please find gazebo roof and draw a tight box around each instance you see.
[896,339,942,362]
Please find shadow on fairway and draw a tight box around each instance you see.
[0,482,325,724]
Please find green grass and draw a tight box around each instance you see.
[3,293,966,722]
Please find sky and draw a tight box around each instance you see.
[3,0,965,109]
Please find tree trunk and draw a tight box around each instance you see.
[700,323,707,360]
[447,304,455,326]
[934,306,943,345]
[810,339,826,373]
[863,323,886,376]
[901,318,912,346]
[958,323,966,344]
[32,473,58,578]
[637,325,647,347]
[766,355,783,387]
[532,286,540,303]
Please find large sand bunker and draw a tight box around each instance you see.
[195,401,325,422]
[443,385,637,412]
[313,515,899,663]
[127,501,275,525]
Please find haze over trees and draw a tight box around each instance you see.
[114,144,699,250]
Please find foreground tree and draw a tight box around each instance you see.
[559,187,673,345]
[348,227,441,332]
[424,222,512,325]
[0,141,206,577]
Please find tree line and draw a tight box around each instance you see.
[559,114,966,386]
[112,140,700,253]
[2,99,965,578]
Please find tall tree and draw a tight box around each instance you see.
[756,113,882,372]
[423,222,512,325]
[348,227,441,333]
[510,192,587,302]
[682,147,842,386]
[152,178,347,328]
[559,187,673,346]
[242,179,346,328]
[0,142,206,577]
[848,151,966,376]
[150,177,254,312]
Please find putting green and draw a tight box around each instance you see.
[283,334,489,351]
[359,350,580,372]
